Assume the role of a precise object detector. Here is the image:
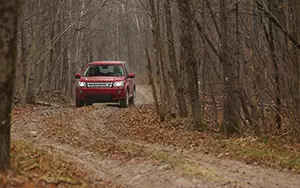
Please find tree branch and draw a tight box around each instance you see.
[254,0,300,50]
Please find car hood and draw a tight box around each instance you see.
[80,76,125,82]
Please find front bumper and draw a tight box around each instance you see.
[76,87,126,102]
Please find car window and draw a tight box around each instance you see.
[84,65,125,77]
[124,64,129,76]
[124,63,132,76]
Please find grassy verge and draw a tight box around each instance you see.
[211,137,300,172]
[111,105,300,173]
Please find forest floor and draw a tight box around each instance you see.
[3,86,300,187]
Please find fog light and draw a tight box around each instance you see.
[79,90,83,94]
[117,90,121,94]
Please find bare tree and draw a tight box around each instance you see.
[164,0,188,117]
[220,0,240,135]
[0,0,19,171]
[177,0,203,129]
[13,0,300,141]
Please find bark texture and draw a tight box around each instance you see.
[0,0,19,171]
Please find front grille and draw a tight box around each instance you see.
[88,95,113,102]
[87,82,113,88]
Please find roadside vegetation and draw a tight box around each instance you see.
[111,105,300,173]
[2,142,89,187]
[2,103,300,187]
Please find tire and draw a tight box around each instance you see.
[76,99,84,107]
[86,101,93,106]
[120,90,129,108]
[129,88,136,106]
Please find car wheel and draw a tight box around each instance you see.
[129,88,136,106]
[120,90,129,108]
[76,99,84,107]
[86,101,93,106]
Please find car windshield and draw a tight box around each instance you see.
[84,65,125,77]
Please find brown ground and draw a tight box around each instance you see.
[10,86,300,188]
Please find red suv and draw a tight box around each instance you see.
[75,61,136,108]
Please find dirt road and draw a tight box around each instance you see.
[11,87,300,188]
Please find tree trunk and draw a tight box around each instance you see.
[220,0,241,135]
[0,0,19,171]
[148,0,166,121]
[164,0,188,117]
[26,19,36,104]
[177,0,203,129]
[264,0,281,130]
[146,49,160,115]
[20,1,36,104]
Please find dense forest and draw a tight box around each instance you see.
[1,0,300,184]
[15,0,300,138]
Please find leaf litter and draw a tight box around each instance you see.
[6,103,300,188]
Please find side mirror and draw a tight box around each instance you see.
[75,73,81,79]
[127,73,135,79]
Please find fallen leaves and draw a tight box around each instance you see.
[9,103,300,188]
[2,140,120,188]
[40,176,81,185]
[0,141,84,187]
[110,105,300,174]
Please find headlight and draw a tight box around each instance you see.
[78,82,86,87]
[113,81,124,87]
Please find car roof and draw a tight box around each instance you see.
[88,61,126,65]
